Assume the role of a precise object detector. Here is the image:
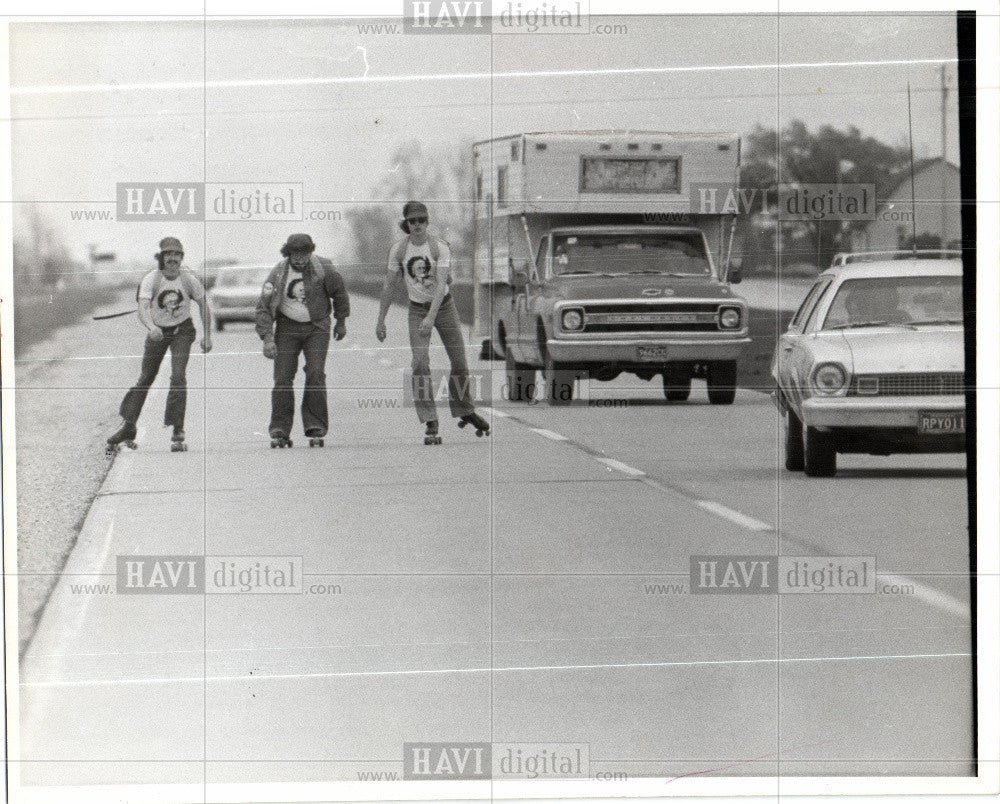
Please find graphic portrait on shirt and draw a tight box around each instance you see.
[288,278,306,302]
[157,289,184,321]
[406,255,433,287]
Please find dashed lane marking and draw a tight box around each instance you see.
[596,457,646,477]
[695,500,773,532]
[531,428,569,442]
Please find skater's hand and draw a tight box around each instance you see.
[262,339,276,360]
[333,320,347,341]
[375,321,387,342]
[418,316,434,338]
[148,326,164,342]
[200,337,212,354]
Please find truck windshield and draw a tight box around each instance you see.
[551,233,711,277]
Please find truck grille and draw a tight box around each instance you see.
[570,302,736,333]
[850,372,965,396]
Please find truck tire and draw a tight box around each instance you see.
[785,408,804,471]
[804,426,837,477]
[505,351,536,402]
[544,353,575,406]
[706,361,737,405]
[662,368,691,402]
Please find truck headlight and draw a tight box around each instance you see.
[718,307,742,329]
[813,362,848,395]
[561,309,584,331]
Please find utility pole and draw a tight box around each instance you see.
[941,64,948,245]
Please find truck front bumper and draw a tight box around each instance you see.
[546,336,751,364]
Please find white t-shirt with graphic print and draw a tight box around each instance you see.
[393,237,451,305]
[278,270,312,322]
[138,269,204,328]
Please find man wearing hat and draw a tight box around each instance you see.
[375,201,490,444]
[255,233,350,447]
[106,236,212,453]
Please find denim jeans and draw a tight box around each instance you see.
[270,316,330,437]
[119,318,196,429]
[407,295,474,424]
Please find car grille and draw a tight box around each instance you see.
[850,372,965,396]
[565,302,739,333]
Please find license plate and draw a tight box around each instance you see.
[918,411,966,434]
[637,346,670,360]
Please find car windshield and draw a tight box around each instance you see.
[217,268,272,287]
[822,275,963,330]
[551,233,712,277]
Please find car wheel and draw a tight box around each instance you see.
[544,351,574,406]
[804,426,837,477]
[785,408,804,471]
[505,351,536,402]
[662,372,691,402]
[706,361,737,405]
[215,320,225,331]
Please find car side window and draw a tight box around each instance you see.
[533,236,549,282]
[789,278,831,331]
[802,280,836,332]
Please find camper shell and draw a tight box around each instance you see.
[471,131,751,405]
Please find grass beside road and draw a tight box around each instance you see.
[344,275,792,395]
[12,283,127,356]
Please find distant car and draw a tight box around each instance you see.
[771,252,965,476]
[207,264,273,330]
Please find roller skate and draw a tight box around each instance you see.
[423,420,442,446]
[306,429,325,448]
[457,411,490,438]
[106,421,138,455]
[269,429,293,449]
[170,427,188,452]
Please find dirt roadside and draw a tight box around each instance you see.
[12,289,135,657]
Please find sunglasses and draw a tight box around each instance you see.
[406,216,428,225]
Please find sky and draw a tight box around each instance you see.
[8,12,961,268]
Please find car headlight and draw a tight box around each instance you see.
[561,309,584,331]
[813,362,848,395]
[719,306,742,329]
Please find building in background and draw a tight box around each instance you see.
[853,158,961,252]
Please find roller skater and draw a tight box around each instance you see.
[170,427,188,452]
[106,421,139,455]
[376,201,489,444]
[458,411,490,438]
[270,430,293,449]
[256,233,350,448]
[104,236,211,456]
[424,420,442,446]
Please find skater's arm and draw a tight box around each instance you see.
[194,296,213,352]
[419,240,452,333]
[254,269,279,342]
[376,245,403,340]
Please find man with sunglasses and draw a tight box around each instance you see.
[376,201,490,444]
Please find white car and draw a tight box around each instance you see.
[771,252,965,476]
[207,264,273,330]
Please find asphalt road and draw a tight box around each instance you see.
[17,291,973,797]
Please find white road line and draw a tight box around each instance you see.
[531,428,569,442]
[879,574,970,621]
[596,457,646,477]
[696,500,773,532]
[479,406,508,418]
[21,652,970,688]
